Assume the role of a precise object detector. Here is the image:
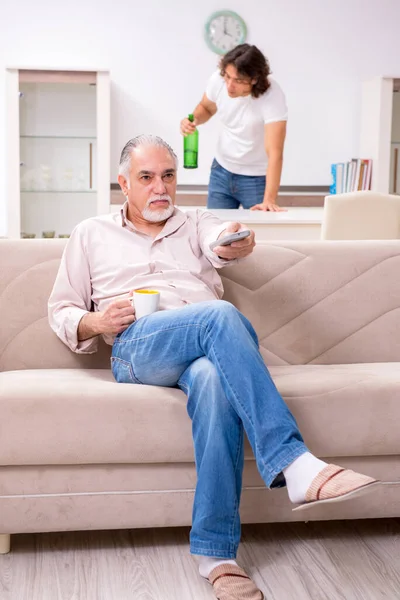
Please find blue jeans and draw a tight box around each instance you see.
[111,300,308,559]
[207,159,266,209]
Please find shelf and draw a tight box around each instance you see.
[21,190,97,194]
[20,135,96,140]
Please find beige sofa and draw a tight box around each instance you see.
[1,239,400,554]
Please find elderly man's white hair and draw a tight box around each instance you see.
[118,135,179,183]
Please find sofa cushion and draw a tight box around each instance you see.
[1,364,400,466]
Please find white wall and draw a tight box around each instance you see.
[1,0,400,234]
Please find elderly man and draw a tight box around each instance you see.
[49,135,377,600]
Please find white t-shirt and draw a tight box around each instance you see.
[205,70,288,176]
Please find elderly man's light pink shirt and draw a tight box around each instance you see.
[48,204,232,353]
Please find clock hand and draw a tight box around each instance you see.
[223,17,227,34]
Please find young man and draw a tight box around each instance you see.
[180,44,288,211]
[49,135,378,600]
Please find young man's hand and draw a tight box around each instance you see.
[250,201,287,212]
[180,117,197,136]
[212,222,256,260]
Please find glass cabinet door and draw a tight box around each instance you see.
[19,80,97,238]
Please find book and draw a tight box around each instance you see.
[363,159,372,190]
[330,164,337,195]
[358,162,365,190]
[352,159,358,191]
[343,162,349,193]
[329,159,373,194]
[336,163,344,194]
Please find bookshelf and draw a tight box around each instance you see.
[329,159,372,195]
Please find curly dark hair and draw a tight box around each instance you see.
[219,44,271,98]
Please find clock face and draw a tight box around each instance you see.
[204,11,247,55]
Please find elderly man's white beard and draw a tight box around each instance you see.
[142,195,175,222]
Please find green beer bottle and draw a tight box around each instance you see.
[183,114,198,169]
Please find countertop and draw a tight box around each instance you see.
[176,206,324,225]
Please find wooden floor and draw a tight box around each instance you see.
[1,519,399,600]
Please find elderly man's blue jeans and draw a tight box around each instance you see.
[111,300,308,559]
[207,159,266,209]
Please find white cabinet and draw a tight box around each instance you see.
[359,76,400,195]
[359,77,393,194]
[5,68,110,238]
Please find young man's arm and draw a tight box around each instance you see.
[180,93,217,135]
[251,121,287,212]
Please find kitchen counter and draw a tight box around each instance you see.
[176,206,324,240]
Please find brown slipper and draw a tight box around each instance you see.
[293,463,379,513]
[208,564,264,600]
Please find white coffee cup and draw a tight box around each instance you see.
[132,289,160,320]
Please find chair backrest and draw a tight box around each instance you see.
[1,239,400,370]
[321,191,400,240]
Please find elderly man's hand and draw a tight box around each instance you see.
[212,222,256,261]
[98,297,136,335]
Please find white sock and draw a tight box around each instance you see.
[283,452,328,504]
[195,555,238,579]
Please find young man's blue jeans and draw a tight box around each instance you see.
[207,159,266,209]
[111,300,308,559]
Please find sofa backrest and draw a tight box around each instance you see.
[1,239,400,371]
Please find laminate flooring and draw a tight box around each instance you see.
[0,519,399,600]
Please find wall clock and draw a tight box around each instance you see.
[204,10,247,55]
